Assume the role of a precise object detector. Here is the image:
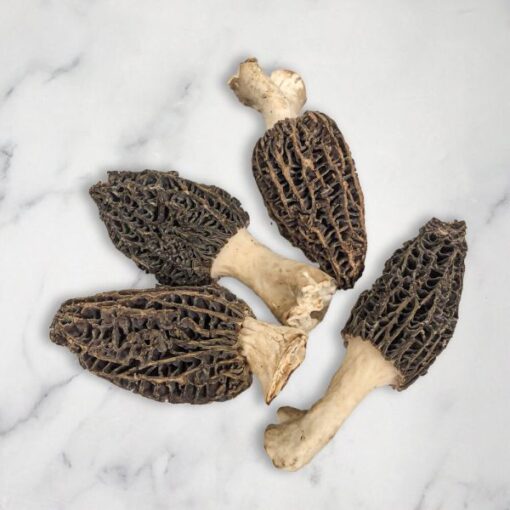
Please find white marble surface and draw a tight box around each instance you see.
[1,1,509,508]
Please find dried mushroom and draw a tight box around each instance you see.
[49,284,308,404]
[229,58,366,289]
[264,218,467,470]
[90,170,335,332]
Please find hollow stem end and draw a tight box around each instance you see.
[239,317,308,404]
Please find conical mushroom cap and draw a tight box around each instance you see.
[90,170,249,285]
[252,111,366,289]
[49,284,253,404]
[342,218,467,389]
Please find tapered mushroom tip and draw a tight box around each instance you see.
[448,219,467,239]
[88,182,102,201]
[49,298,79,347]
[424,217,467,244]
[89,173,116,205]
[48,311,65,346]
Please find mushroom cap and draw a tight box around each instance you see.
[90,170,249,285]
[252,111,366,289]
[342,218,467,389]
[49,284,253,404]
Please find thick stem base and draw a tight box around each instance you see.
[264,336,399,470]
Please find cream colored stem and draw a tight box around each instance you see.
[211,229,335,332]
[264,336,399,471]
[228,58,307,129]
[239,317,307,404]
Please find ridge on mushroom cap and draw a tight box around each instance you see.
[252,111,367,289]
[342,218,467,389]
[90,170,249,285]
[49,284,254,404]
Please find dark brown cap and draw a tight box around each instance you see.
[342,218,467,389]
[253,111,366,289]
[90,170,249,285]
[50,284,253,404]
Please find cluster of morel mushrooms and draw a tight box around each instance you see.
[50,58,467,471]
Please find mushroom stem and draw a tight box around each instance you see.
[264,336,399,470]
[211,228,336,332]
[239,317,307,404]
[228,58,307,129]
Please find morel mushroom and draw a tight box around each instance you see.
[90,170,335,332]
[264,218,467,470]
[228,58,366,289]
[49,284,308,404]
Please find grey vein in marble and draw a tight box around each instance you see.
[0,144,14,201]
[0,375,78,437]
[46,55,82,83]
[486,191,509,224]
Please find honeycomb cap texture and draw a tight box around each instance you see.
[50,284,253,404]
[90,170,249,285]
[342,218,467,389]
[253,111,366,288]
